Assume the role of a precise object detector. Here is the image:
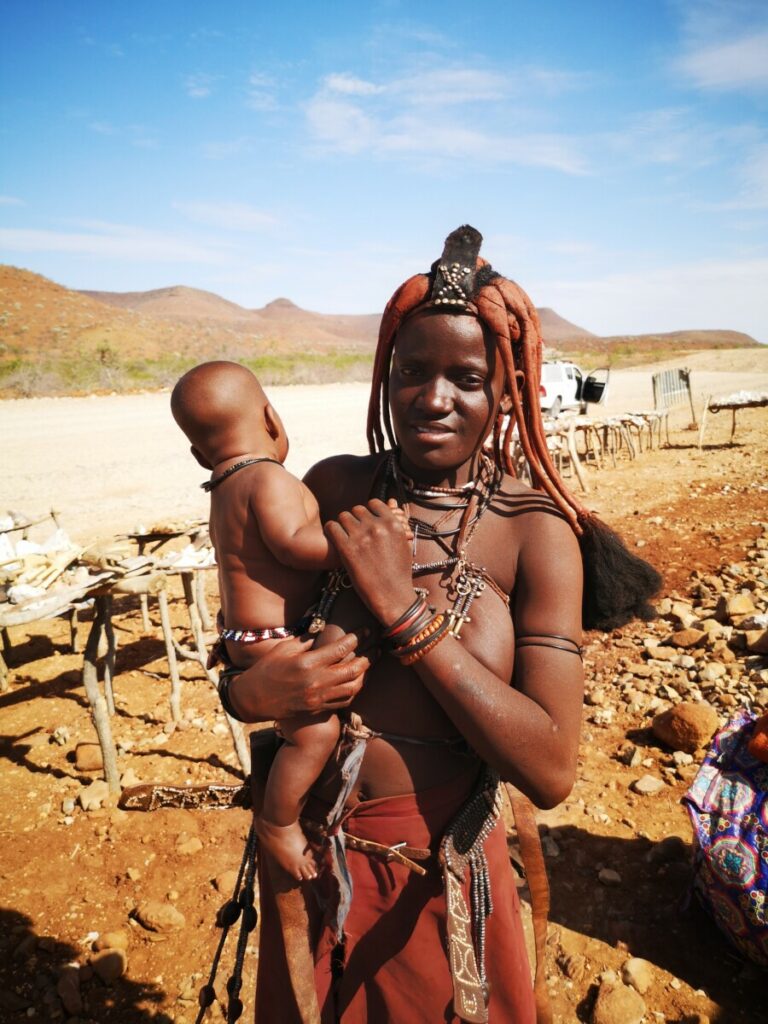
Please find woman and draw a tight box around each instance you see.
[225,226,660,1023]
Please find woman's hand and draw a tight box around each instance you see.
[228,631,370,722]
[325,498,415,626]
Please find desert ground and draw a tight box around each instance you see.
[1,348,768,1023]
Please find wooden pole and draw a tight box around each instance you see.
[81,595,120,792]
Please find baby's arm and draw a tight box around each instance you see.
[252,468,338,571]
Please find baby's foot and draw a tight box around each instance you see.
[257,817,318,882]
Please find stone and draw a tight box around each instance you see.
[627,663,653,678]
[52,726,71,746]
[56,966,82,1015]
[592,979,646,1024]
[646,646,678,662]
[133,900,186,933]
[0,989,32,1012]
[559,951,588,982]
[698,663,726,683]
[741,613,768,630]
[726,593,757,618]
[93,930,129,952]
[621,957,653,995]
[75,743,104,772]
[745,629,768,655]
[598,868,622,886]
[672,750,694,766]
[61,797,76,815]
[671,628,706,648]
[176,836,203,856]
[78,779,110,812]
[617,744,642,768]
[91,949,127,983]
[213,870,239,894]
[652,701,719,753]
[119,768,140,788]
[631,775,665,796]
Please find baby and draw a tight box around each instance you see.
[171,361,403,881]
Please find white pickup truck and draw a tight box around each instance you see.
[539,361,609,417]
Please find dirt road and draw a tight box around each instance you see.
[3,349,767,542]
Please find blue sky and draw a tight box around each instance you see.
[1,0,767,339]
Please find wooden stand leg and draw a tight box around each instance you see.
[82,595,120,792]
[139,593,151,632]
[157,588,182,723]
[567,422,588,493]
[698,396,711,449]
[103,595,116,716]
[195,571,212,631]
[172,572,251,775]
[69,607,80,653]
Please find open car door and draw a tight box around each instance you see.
[580,367,610,410]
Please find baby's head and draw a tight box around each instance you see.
[171,361,288,469]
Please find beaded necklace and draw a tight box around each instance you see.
[380,452,506,635]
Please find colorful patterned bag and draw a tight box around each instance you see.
[683,708,768,967]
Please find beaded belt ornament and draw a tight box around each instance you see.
[218,621,307,643]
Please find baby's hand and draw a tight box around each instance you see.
[386,498,414,543]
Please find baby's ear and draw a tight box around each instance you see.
[191,445,212,470]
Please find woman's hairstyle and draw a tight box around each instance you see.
[367,225,662,631]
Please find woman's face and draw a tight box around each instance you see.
[388,311,506,484]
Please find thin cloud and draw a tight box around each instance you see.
[0,225,229,264]
[324,73,383,96]
[676,31,768,90]
[246,72,278,111]
[173,201,277,231]
[184,73,216,99]
[0,196,25,207]
[304,63,590,174]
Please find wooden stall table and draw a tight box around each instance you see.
[120,520,210,630]
[698,391,768,449]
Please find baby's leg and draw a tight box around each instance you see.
[258,711,340,881]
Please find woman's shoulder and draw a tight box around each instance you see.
[492,474,571,524]
[303,452,386,517]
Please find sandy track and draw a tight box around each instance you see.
[2,352,767,543]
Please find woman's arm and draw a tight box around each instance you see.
[325,500,584,809]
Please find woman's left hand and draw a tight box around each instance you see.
[325,498,415,626]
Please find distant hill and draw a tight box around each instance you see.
[0,265,761,397]
[78,283,382,349]
[537,307,595,342]
[81,282,591,347]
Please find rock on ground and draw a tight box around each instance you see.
[592,979,646,1024]
[133,900,186,932]
[652,701,719,753]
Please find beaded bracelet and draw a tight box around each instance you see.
[390,612,447,660]
[401,615,452,665]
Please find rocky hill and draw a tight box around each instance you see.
[0,265,761,396]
